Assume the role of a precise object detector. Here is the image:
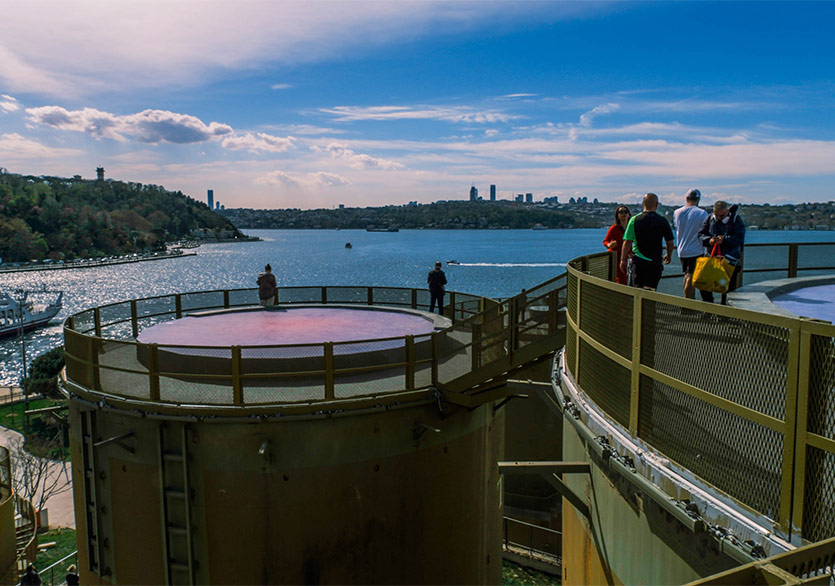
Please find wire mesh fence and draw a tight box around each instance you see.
[565,247,835,544]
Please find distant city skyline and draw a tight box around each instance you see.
[1,1,834,209]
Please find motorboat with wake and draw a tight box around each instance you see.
[0,288,63,337]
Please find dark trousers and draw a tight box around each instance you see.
[631,258,663,290]
[429,290,444,315]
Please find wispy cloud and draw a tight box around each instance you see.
[312,142,403,170]
[321,105,519,124]
[222,132,296,153]
[255,169,350,188]
[1,1,596,97]
[578,103,620,128]
[271,83,293,90]
[26,106,232,144]
[0,95,20,113]
[0,133,80,159]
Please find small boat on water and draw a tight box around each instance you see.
[366,227,400,232]
[0,288,63,337]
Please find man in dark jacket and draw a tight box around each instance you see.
[698,200,745,303]
[427,261,447,315]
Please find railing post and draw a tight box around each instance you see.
[628,291,643,435]
[324,342,335,400]
[321,287,328,304]
[431,333,439,387]
[175,294,182,319]
[411,289,417,310]
[449,292,456,324]
[224,290,230,309]
[509,297,518,351]
[788,243,799,279]
[89,337,101,391]
[94,307,102,337]
[405,336,415,390]
[232,346,243,405]
[130,300,138,338]
[548,290,558,335]
[148,344,160,401]
[785,320,808,538]
[368,287,374,306]
[472,323,482,370]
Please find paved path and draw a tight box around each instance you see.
[0,390,75,529]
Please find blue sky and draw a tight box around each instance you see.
[1,1,833,209]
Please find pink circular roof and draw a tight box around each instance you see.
[137,307,435,347]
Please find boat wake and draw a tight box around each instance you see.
[447,262,567,268]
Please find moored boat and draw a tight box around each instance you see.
[0,289,63,337]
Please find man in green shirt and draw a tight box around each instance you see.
[620,193,674,289]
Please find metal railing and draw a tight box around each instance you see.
[62,283,568,414]
[564,246,835,544]
[25,551,79,586]
[503,516,561,563]
[13,495,37,582]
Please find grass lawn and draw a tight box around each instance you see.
[503,560,561,585]
[34,528,77,577]
[0,398,69,459]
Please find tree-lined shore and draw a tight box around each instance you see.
[0,172,241,262]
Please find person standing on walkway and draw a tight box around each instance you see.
[620,193,674,290]
[673,189,709,299]
[698,200,746,304]
[427,261,447,315]
[257,264,277,307]
[603,205,632,284]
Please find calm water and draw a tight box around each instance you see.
[2,228,834,385]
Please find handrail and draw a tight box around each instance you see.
[62,283,567,414]
[563,245,835,546]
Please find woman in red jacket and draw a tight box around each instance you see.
[603,206,632,284]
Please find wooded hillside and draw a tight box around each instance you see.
[0,172,240,262]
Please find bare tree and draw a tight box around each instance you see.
[9,437,71,514]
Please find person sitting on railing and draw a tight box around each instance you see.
[620,193,675,290]
[698,201,746,303]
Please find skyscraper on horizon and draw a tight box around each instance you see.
[208,189,214,210]
[469,185,478,201]
[490,185,496,201]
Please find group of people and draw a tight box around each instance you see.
[604,189,745,301]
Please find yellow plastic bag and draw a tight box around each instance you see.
[693,244,735,293]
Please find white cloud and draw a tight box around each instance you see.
[311,171,350,186]
[0,133,80,158]
[271,84,292,90]
[255,169,350,188]
[312,142,403,170]
[25,106,232,144]
[222,132,296,153]
[0,1,593,97]
[0,95,20,113]
[321,105,518,124]
[578,103,620,128]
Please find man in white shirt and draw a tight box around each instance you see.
[673,189,709,299]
